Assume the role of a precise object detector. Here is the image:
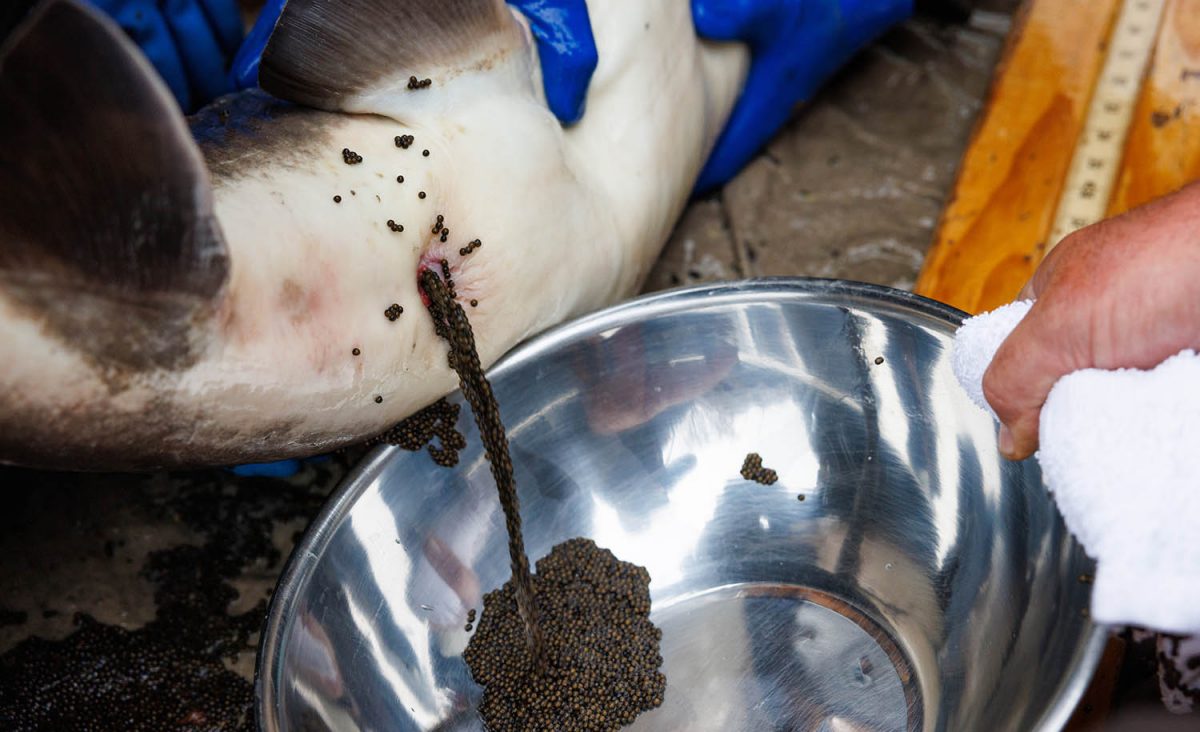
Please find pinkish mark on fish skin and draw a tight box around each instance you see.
[417,249,451,307]
[218,260,347,374]
[291,271,353,376]
[279,278,319,324]
[416,219,484,308]
[417,275,435,308]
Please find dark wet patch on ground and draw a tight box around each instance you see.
[0,458,352,730]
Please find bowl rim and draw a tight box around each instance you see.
[255,277,1108,732]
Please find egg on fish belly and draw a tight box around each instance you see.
[0,0,748,470]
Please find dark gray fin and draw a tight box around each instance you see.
[259,0,520,111]
[0,0,229,374]
[0,1,39,41]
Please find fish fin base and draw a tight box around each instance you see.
[259,0,528,113]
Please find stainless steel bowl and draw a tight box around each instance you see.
[257,278,1105,732]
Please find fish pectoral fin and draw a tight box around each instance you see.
[0,0,229,373]
[259,0,530,116]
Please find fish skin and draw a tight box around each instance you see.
[0,0,748,470]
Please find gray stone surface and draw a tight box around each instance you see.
[646,12,1013,294]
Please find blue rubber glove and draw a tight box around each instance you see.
[230,0,598,125]
[229,459,304,478]
[506,0,597,124]
[229,455,329,478]
[87,0,243,112]
[228,0,283,92]
[691,0,912,194]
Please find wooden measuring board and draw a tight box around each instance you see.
[1046,0,1168,250]
[913,4,1200,726]
[1108,0,1200,217]
[914,0,1200,314]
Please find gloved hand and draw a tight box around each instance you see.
[228,459,304,478]
[230,0,598,125]
[691,0,912,194]
[229,455,328,478]
[506,0,597,124]
[87,0,244,112]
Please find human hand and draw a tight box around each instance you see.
[690,0,911,194]
[231,0,598,124]
[982,182,1200,460]
[87,0,243,111]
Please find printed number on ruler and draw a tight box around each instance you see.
[1046,0,1167,253]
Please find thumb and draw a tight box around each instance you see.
[511,0,597,124]
[980,300,1087,460]
[690,0,780,42]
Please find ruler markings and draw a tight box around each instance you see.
[1045,0,1168,253]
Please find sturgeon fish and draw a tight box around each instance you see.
[0,0,748,470]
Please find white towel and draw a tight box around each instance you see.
[952,303,1200,634]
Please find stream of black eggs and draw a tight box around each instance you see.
[419,268,666,731]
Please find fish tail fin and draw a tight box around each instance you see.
[0,0,229,372]
[259,0,533,118]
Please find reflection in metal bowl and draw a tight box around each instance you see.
[257,278,1105,732]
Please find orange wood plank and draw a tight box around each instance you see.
[1107,0,1200,216]
[914,0,1121,314]
[1064,635,1125,732]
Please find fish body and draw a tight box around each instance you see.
[0,0,747,469]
